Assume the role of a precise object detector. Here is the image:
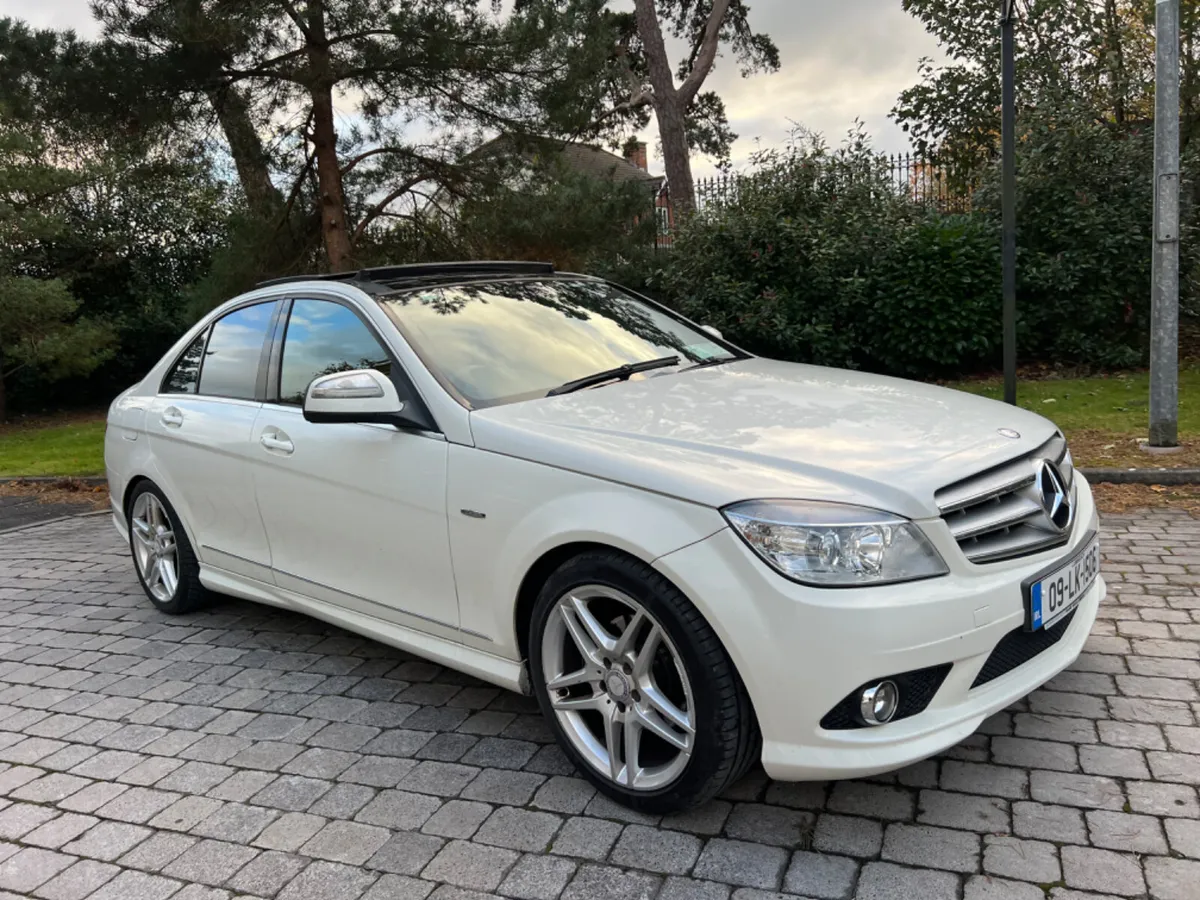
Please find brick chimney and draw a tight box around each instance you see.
[624,141,648,172]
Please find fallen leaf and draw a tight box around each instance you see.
[1151,485,1166,493]
[1042,398,1057,404]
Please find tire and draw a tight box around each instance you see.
[127,481,208,615]
[529,550,759,813]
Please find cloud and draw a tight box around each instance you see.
[0,0,944,175]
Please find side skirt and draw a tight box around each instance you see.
[199,565,529,694]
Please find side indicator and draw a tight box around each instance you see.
[460,509,486,519]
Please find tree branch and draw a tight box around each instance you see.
[351,176,427,246]
[279,0,315,42]
[678,0,733,107]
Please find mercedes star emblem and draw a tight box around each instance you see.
[1034,459,1072,532]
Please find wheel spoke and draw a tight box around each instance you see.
[634,705,690,751]
[568,595,618,655]
[642,684,694,734]
[612,610,645,659]
[623,715,643,787]
[132,517,155,548]
[549,691,601,712]
[159,559,178,596]
[547,666,600,691]
[632,625,663,679]
[144,557,160,589]
[602,705,622,783]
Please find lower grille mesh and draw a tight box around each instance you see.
[820,664,953,730]
[972,610,1077,689]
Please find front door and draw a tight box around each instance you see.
[145,301,279,582]
[250,297,460,635]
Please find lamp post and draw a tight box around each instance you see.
[1150,0,1180,448]
[1001,0,1017,406]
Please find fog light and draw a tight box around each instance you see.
[859,680,899,725]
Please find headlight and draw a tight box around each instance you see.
[723,500,949,587]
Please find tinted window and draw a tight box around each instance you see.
[378,280,734,408]
[279,299,392,405]
[196,303,274,400]
[162,329,208,394]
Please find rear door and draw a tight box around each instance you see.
[145,300,279,582]
[249,296,461,635]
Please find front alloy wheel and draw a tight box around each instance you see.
[530,551,759,813]
[542,586,696,791]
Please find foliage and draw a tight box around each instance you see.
[655,130,1002,377]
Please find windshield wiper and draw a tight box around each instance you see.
[547,355,681,397]
[682,356,738,371]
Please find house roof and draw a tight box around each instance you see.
[472,135,664,187]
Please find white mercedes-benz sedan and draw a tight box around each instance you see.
[105,261,1104,812]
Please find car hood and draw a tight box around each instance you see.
[468,358,1059,518]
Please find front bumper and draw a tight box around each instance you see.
[653,475,1103,782]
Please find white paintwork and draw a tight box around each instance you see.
[304,368,403,416]
[105,276,1104,783]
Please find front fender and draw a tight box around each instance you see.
[447,445,726,658]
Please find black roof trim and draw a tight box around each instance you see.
[256,261,554,290]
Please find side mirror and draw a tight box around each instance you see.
[303,369,411,427]
[700,324,724,340]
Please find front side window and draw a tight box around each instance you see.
[279,299,392,405]
[196,302,275,400]
[162,329,209,394]
[377,279,734,408]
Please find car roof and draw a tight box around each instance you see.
[256,261,563,295]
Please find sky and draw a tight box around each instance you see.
[0,0,946,177]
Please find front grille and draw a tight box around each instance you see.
[820,664,953,730]
[971,609,1076,689]
[936,434,1075,564]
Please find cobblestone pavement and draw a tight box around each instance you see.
[0,512,1198,900]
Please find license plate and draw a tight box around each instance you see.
[1024,532,1099,631]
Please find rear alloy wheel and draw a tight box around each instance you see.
[529,551,759,813]
[128,482,207,615]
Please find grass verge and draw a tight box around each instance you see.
[0,413,106,477]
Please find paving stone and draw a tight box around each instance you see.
[827,782,914,821]
[548,816,622,861]
[22,812,97,849]
[982,836,1060,884]
[475,806,561,853]
[87,869,183,900]
[1085,809,1169,853]
[991,736,1078,772]
[301,820,392,865]
[1078,745,1151,779]
[1165,817,1200,858]
[1060,846,1145,897]
[420,800,491,840]
[226,850,307,897]
[421,839,518,891]
[725,803,815,849]
[782,851,858,899]
[918,790,1009,833]
[1029,770,1125,810]
[761,781,827,810]
[606,824,700,875]
[117,832,197,871]
[251,775,332,811]
[32,859,119,900]
[340,756,418,788]
[206,769,276,802]
[0,803,59,840]
[368,832,446,876]
[460,769,545,806]
[309,782,376,819]
[559,864,659,900]
[812,814,883,858]
[855,862,959,900]
[1145,857,1200,900]
[357,789,442,830]
[0,847,73,892]
[62,821,151,861]
[657,876,730,900]
[162,837,258,885]
[881,823,979,873]
[253,811,327,852]
[277,859,379,900]
[191,801,278,843]
[94,786,180,823]
[147,796,224,832]
[1126,780,1199,817]
[401,762,479,797]
[693,838,788,890]
[11,773,91,803]
[495,855,576,900]
[941,762,1029,799]
[962,875,1045,900]
[361,874,435,900]
[530,777,595,815]
[660,801,732,836]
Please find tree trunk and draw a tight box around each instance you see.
[206,85,283,221]
[305,3,354,273]
[1103,0,1126,127]
[655,96,697,214]
[0,337,7,425]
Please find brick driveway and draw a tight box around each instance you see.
[0,512,1197,900]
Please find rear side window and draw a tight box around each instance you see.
[196,303,275,400]
[162,329,209,394]
[279,299,392,405]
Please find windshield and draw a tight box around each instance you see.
[377,279,736,408]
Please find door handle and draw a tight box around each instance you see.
[161,408,184,428]
[260,433,294,454]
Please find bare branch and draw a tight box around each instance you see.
[678,0,733,107]
[351,176,427,246]
[279,0,314,42]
